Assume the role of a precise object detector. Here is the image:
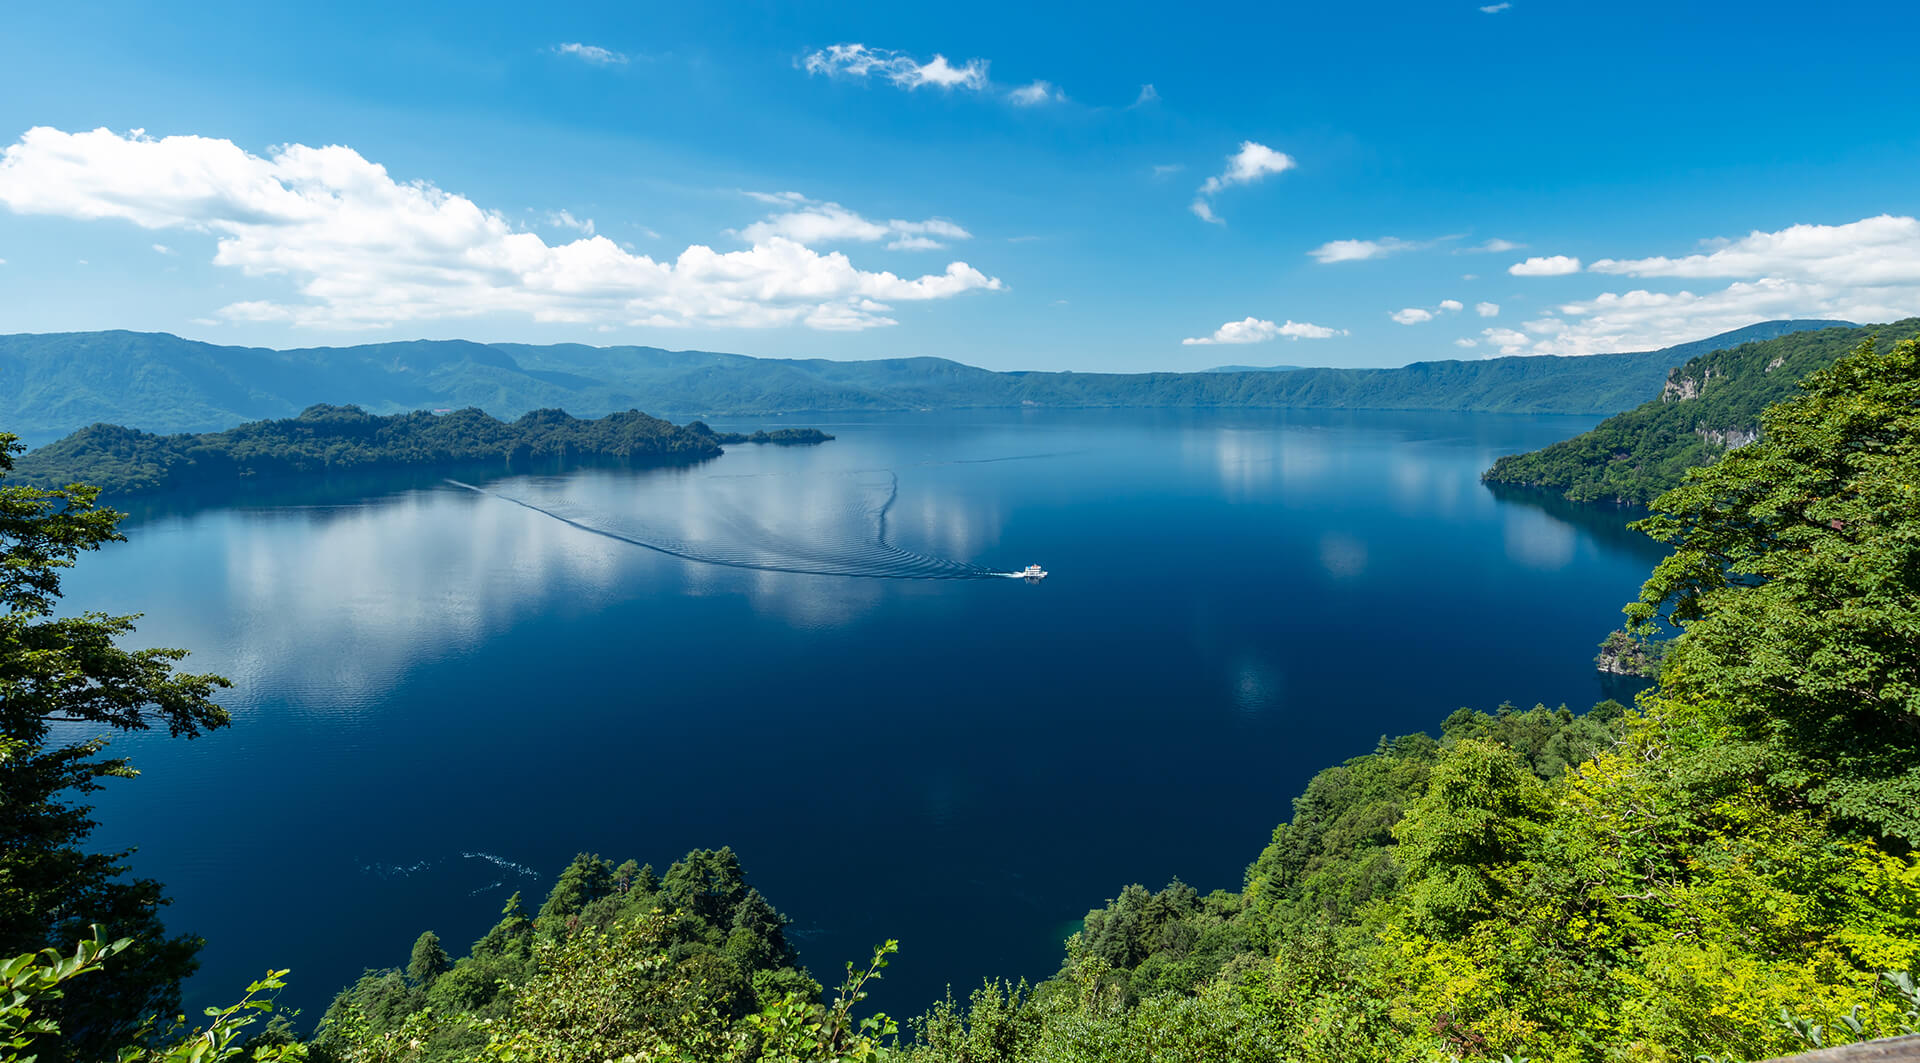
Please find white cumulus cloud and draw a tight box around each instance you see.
[1481,327,1531,352]
[1587,215,1920,286]
[1481,214,1920,357]
[1438,299,1464,312]
[802,44,988,91]
[0,126,1002,332]
[556,43,628,65]
[1475,301,1500,317]
[1191,141,1296,224]
[1390,308,1435,325]
[1510,255,1582,276]
[1454,338,1479,348]
[1182,317,1346,345]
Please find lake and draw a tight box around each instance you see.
[58,407,1664,1022]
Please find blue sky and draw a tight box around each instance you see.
[2,0,1918,371]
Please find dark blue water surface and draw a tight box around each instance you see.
[59,408,1663,1022]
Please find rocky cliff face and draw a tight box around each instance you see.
[1662,363,1720,402]
[1696,426,1759,450]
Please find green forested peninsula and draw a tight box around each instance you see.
[0,320,1843,443]
[4,334,1918,1063]
[1482,319,1919,503]
[12,405,831,497]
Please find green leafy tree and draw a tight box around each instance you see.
[1628,335,1920,841]
[1,929,304,1063]
[0,433,232,1060]
[1391,739,1553,933]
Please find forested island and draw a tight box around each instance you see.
[690,423,836,447]
[0,320,1845,443]
[11,404,832,497]
[4,334,1918,1062]
[1483,319,1919,503]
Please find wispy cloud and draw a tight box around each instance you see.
[1509,254,1582,276]
[1183,316,1346,344]
[803,43,989,91]
[1132,84,1160,107]
[555,42,628,65]
[1476,301,1500,317]
[0,126,1002,332]
[547,210,595,235]
[736,192,970,251]
[1460,237,1524,253]
[1480,3,1511,12]
[1008,80,1066,106]
[1191,141,1296,224]
[1151,163,1184,178]
[152,243,174,254]
[1310,236,1421,263]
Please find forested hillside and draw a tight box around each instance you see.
[5,335,1916,1062]
[1483,319,1918,503]
[10,404,829,496]
[0,320,1844,443]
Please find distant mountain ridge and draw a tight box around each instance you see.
[0,319,1850,444]
[1483,319,1912,503]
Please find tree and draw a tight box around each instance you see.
[660,847,749,926]
[0,433,233,1060]
[1391,739,1552,932]
[535,854,614,933]
[1628,336,1920,842]
[405,932,448,989]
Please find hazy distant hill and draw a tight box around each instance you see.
[1203,364,1305,373]
[1483,319,1912,503]
[0,319,1849,444]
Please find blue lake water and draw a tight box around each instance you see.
[58,407,1663,1022]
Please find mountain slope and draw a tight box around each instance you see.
[1482,319,1918,503]
[0,320,1848,444]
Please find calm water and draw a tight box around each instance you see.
[59,408,1662,1021]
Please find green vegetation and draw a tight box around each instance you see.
[304,849,891,1062]
[1483,319,1918,503]
[4,333,1917,1062]
[1593,629,1664,677]
[0,433,240,1061]
[0,321,1844,443]
[13,404,830,497]
[690,423,837,446]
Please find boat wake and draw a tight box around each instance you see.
[447,472,1026,581]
